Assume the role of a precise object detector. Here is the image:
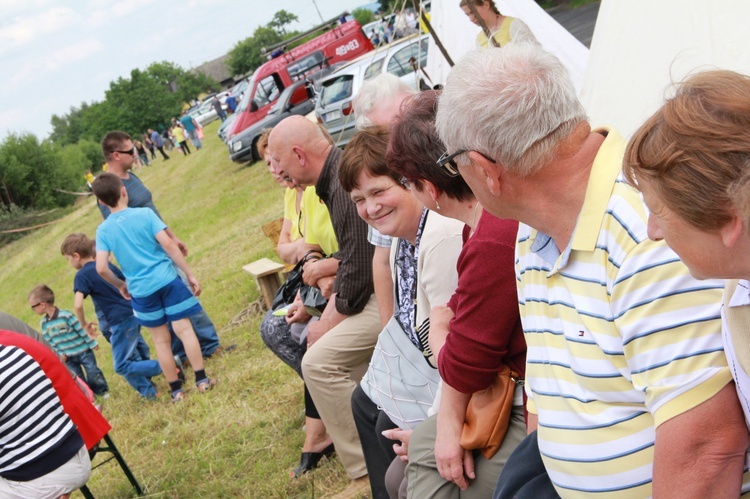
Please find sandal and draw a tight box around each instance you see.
[196,378,217,394]
[171,390,185,404]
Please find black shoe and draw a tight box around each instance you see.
[292,443,335,478]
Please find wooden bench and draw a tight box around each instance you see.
[242,258,287,310]
[243,218,293,310]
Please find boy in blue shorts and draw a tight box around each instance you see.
[61,232,164,400]
[29,284,110,397]
[92,172,216,403]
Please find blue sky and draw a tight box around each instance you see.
[0,0,370,140]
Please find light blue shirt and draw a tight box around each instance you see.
[96,207,176,297]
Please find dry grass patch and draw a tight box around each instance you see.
[0,121,354,497]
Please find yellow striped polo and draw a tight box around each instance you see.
[516,128,733,497]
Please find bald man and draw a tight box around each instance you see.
[269,116,380,495]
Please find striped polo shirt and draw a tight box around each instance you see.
[40,308,98,357]
[517,129,732,497]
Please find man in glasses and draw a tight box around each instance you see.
[96,131,230,365]
[431,44,749,497]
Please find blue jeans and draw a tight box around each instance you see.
[170,267,220,362]
[186,129,202,149]
[493,431,559,499]
[110,316,162,398]
[66,350,109,395]
[95,309,112,343]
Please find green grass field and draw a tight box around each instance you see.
[0,120,354,497]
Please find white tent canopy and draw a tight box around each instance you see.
[580,0,750,139]
[424,0,589,91]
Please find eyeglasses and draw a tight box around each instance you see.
[30,302,42,310]
[115,148,136,156]
[436,150,464,177]
[436,149,497,177]
[399,177,414,190]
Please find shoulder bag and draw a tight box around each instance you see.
[460,365,523,460]
[360,238,439,430]
[360,315,440,430]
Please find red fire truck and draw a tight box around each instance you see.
[227,16,374,140]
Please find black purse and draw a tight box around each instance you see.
[270,250,329,313]
[301,286,328,316]
[270,259,305,311]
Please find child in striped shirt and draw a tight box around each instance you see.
[29,284,109,398]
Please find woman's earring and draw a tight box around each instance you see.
[435,200,441,210]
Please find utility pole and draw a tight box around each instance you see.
[311,0,325,23]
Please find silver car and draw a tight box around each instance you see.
[315,34,429,147]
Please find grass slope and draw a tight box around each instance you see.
[0,121,352,497]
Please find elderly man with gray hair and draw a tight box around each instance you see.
[405,43,750,498]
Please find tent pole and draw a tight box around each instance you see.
[464,1,496,44]
[411,0,455,67]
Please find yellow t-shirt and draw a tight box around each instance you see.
[476,16,538,48]
[302,186,338,256]
[172,126,186,143]
[283,188,303,242]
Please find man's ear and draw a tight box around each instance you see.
[292,145,306,167]
[468,151,503,196]
[721,214,745,248]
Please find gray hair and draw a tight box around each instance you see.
[353,73,416,129]
[436,43,587,176]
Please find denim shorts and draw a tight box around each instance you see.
[130,277,202,327]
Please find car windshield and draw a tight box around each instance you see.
[387,38,429,77]
[268,88,291,115]
[364,58,385,80]
[288,51,326,80]
[319,75,353,108]
[236,76,257,113]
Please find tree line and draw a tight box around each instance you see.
[0,9,306,216]
[0,61,219,216]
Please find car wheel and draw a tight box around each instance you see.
[251,137,260,163]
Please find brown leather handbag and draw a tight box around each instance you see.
[460,365,522,460]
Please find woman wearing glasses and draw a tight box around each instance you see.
[384,90,526,498]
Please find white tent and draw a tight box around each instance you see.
[580,0,750,139]
[424,0,589,91]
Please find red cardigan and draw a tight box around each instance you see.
[438,212,526,393]
[0,330,111,449]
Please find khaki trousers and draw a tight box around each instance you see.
[0,445,91,499]
[302,295,381,479]
[406,406,527,498]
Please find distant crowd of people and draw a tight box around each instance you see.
[4,0,750,497]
